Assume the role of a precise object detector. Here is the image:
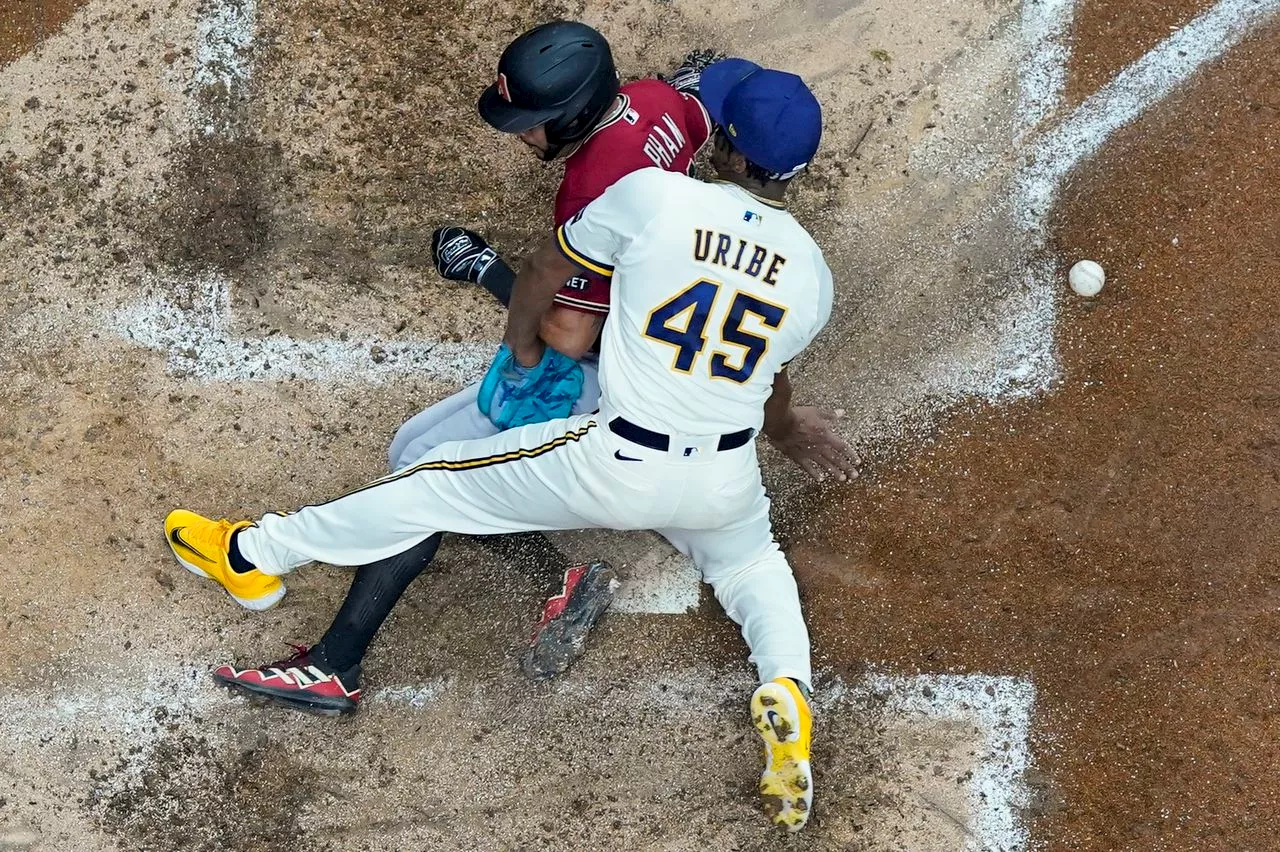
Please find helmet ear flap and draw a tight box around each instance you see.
[543,66,620,147]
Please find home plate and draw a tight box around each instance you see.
[544,528,701,614]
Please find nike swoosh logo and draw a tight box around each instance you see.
[169,527,211,563]
[614,449,642,462]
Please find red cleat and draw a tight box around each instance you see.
[213,644,361,716]
[522,561,618,680]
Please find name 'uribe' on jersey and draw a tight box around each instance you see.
[558,167,834,436]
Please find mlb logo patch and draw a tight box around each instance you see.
[623,108,640,125]
[743,210,761,224]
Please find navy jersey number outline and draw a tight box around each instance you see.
[643,279,787,383]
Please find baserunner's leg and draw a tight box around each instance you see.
[387,361,601,472]
[386,383,494,473]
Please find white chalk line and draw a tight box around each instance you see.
[193,0,257,137]
[951,0,1075,404]
[1,660,1033,849]
[113,272,491,384]
[1017,0,1076,141]
[858,673,1036,852]
[1018,0,1280,232]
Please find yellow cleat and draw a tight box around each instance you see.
[164,509,284,611]
[750,677,813,832]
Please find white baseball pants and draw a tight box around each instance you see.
[237,410,811,688]
[387,360,602,472]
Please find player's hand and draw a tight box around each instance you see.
[478,343,584,430]
[432,226,498,284]
[662,48,725,97]
[769,406,861,482]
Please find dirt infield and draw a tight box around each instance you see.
[0,0,83,66]
[2,0,1278,849]
[800,10,1280,849]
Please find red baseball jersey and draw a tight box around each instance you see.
[551,78,712,315]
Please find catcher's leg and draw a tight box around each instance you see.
[659,508,811,690]
[750,677,814,832]
[231,413,606,574]
[660,505,814,832]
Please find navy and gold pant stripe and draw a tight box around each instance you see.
[303,421,599,510]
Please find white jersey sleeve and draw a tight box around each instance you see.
[555,168,667,279]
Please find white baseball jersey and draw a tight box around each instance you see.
[235,167,833,695]
[557,168,834,435]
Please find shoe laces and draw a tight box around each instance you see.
[267,642,312,669]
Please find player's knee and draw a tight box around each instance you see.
[708,553,799,613]
[539,307,601,361]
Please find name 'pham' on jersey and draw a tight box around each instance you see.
[642,113,689,169]
[694,228,788,285]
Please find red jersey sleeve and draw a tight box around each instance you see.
[551,79,710,315]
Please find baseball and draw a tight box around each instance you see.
[1069,260,1105,297]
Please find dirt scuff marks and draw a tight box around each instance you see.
[150,134,281,274]
[93,728,324,852]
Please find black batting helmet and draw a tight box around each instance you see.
[477,21,619,149]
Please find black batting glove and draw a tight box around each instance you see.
[662,49,726,98]
[432,226,499,284]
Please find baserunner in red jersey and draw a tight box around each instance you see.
[197,23,772,709]
[432,22,714,351]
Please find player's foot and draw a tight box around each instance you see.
[750,677,814,832]
[213,644,361,717]
[521,561,618,680]
[164,509,284,611]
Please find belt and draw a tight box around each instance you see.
[608,417,754,452]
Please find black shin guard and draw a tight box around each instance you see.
[313,533,443,672]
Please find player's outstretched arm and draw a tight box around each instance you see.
[763,370,861,482]
[435,225,603,360]
[504,234,584,367]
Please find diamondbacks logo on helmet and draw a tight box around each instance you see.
[496,72,512,103]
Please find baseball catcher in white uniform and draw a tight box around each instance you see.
[165,59,841,831]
